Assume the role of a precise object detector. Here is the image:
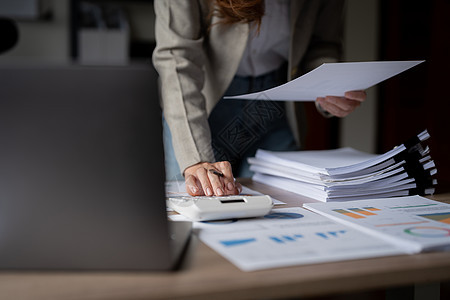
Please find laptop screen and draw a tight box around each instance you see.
[0,64,189,270]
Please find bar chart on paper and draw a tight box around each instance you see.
[331,205,446,228]
[304,196,450,253]
[195,207,404,271]
[315,230,347,240]
[268,235,303,244]
[332,208,378,219]
[417,212,450,224]
[220,238,257,247]
[264,212,304,219]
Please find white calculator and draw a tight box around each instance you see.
[167,195,273,221]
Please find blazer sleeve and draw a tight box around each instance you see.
[301,0,345,72]
[152,0,215,174]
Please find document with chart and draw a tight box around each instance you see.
[304,196,450,253]
[171,207,404,271]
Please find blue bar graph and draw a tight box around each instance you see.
[316,230,347,239]
[269,234,304,244]
[220,238,257,247]
[264,212,304,219]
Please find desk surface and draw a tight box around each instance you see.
[2,179,450,300]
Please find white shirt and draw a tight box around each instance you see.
[235,0,290,77]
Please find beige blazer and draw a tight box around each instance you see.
[152,0,345,173]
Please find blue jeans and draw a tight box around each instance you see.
[163,65,297,180]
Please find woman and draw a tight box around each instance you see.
[152,0,366,196]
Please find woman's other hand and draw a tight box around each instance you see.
[184,161,242,196]
[316,90,366,118]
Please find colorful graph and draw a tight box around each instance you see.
[363,206,381,212]
[418,212,450,224]
[316,230,347,239]
[264,212,304,219]
[220,238,256,247]
[332,207,379,219]
[404,226,450,238]
[269,234,304,244]
[348,208,377,216]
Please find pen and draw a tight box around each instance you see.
[209,168,224,177]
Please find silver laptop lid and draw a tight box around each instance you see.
[0,64,188,270]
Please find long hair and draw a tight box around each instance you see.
[210,0,265,31]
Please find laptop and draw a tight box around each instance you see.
[0,63,191,270]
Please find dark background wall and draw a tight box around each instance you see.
[378,0,450,193]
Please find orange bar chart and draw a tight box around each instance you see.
[333,207,382,219]
[332,209,366,219]
[363,207,381,212]
[418,212,450,224]
[348,208,377,216]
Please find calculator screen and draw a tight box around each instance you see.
[219,198,245,204]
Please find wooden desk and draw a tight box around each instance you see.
[1,179,450,300]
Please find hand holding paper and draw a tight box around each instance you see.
[317,90,367,118]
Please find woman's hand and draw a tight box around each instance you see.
[184,161,242,196]
[316,90,366,118]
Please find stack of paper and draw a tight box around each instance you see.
[249,130,437,202]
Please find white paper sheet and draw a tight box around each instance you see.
[225,61,424,101]
[171,207,404,271]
